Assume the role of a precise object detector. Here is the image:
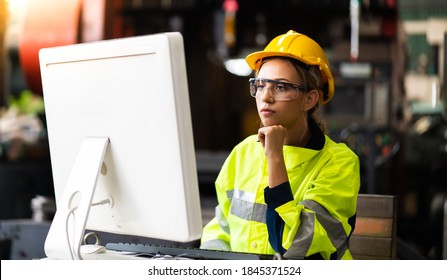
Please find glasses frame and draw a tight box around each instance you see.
[248,78,307,101]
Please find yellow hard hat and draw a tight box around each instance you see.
[246,30,334,104]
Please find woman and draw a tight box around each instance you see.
[200,30,360,260]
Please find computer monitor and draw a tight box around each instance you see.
[39,32,202,259]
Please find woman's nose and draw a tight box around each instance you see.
[259,87,274,102]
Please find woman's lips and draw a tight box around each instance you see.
[260,108,275,116]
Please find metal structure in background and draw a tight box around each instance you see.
[339,124,400,195]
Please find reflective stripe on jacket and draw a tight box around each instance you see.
[200,133,360,259]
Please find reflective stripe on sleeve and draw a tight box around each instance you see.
[228,189,267,223]
[284,199,348,259]
[230,198,267,223]
[283,210,315,259]
[300,200,348,259]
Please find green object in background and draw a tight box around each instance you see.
[8,90,44,116]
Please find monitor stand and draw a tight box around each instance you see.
[44,137,110,260]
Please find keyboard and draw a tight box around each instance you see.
[105,242,274,260]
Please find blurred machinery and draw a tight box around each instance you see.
[397,2,447,259]
[0,0,446,259]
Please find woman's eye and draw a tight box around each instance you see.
[275,84,288,91]
[257,84,265,90]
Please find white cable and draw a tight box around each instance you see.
[65,207,77,260]
[91,197,113,207]
[64,197,111,260]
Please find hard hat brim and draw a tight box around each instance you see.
[246,51,302,71]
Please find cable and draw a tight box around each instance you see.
[64,196,112,259]
[91,197,113,207]
[273,252,284,260]
[65,206,78,260]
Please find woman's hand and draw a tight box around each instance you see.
[258,125,287,157]
[258,125,288,188]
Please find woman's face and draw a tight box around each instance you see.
[255,59,306,130]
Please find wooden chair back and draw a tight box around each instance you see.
[350,194,398,259]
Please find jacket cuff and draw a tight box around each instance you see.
[264,182,294,209]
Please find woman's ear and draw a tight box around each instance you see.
[303,89,319,111]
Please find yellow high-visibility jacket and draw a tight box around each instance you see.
[200,128,360,260]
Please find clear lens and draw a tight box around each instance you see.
[248,78,304,101]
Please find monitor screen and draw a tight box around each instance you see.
[39,32,202,259]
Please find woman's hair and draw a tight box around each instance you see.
[257,57,327,133]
